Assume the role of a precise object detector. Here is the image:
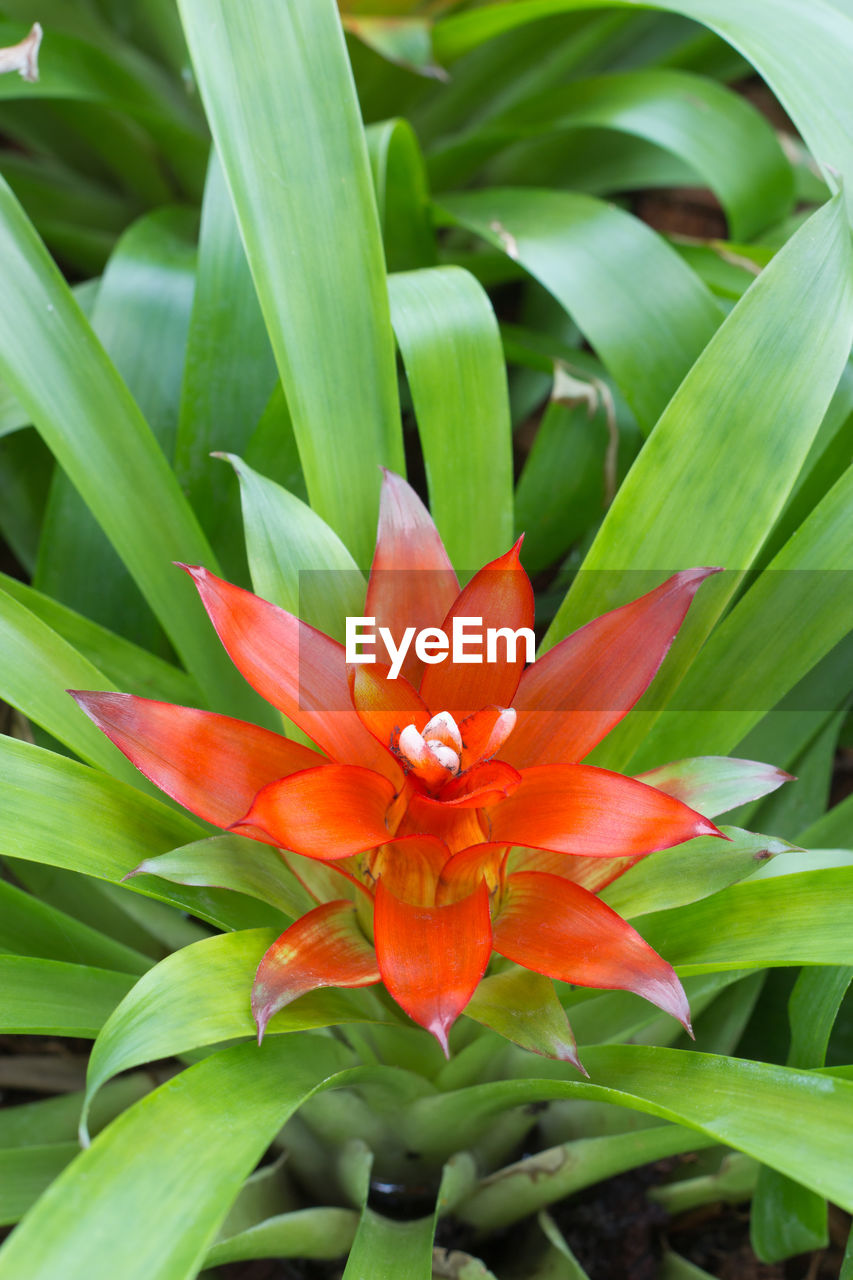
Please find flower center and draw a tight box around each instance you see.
[397,711,462,789]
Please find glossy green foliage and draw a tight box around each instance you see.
[0,0,851,1275]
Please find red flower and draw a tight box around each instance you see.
[72,472,729,1058]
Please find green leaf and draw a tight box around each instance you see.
[0,174,255,714]
[0,957,134,1037]
[445,69,794,240]
[632,459,853,770]
[0,737,280,933]
[600,826,798,919]
[513,357,640,574]
[536,1213,593,1280]
[0,879,149,975]
[366,118,437,273]
[130,834,316,922]
[788,966,853,1070]
[0,1037,352,1280]
[0,429,52,574]
[433,0,853,224]
[455,1125,714,1230]
[341,1147,480,1280]
[174,151,278,573]
[660,1255,717,1280]
[466,968,581,1064]
[0,152,129,280]
[0,1144,79,1227]
[388,266,514,569]
[205,1207,358,1268]
[798,789,853,848]
[635,758,792,819]
[560,973,743,1053]
[0,1075,152,1149]
[342,1209,437,1280]
[0,572,199,707]
[225,453,365,642]
[639,867,853,972]
[0,584,142,786]
[746,706,845,841]
[0,21,204,158]
[649,1151,757,1215]
[547,194,853,769]
[750,966,852,1262]
[35,208,197,650]
[437,187,721,433]
[82,929,394,1129]
[345,15,445,81]
[177,0,404,563]
[401,1044,853,1211]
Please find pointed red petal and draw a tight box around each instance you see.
[458,705,517,770]
[365,471,459,686]
[486,763,721,856]
[252,900,380,1041]
[348,663,430,750]
[181,566,398,780]
[70,691,321,831]
[504,568,720,768]
[635,756,793,818]
[368,835,450,906]
[419,540,535,719]
[374,877,492,1053]
[494,871,690,1029]
[232,764,397,860]
[418,760,521,809]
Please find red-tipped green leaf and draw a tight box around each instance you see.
[494,871,690,1029]
[365,471,459,685]
[70,691,321,829]
[420,540,534,719]
[487,764,720,856]
[252,901,380,1041]
[182,566,397,780]
[465,966,585,1070]
[374,877,492,1052]
[233,765,397,861]
[348,662,429,750]
[635,756,793,818]
[504,569,719,768]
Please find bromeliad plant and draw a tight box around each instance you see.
[0,2,852,1279]
[73,471,728,1059]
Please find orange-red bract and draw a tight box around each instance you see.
[72,471,789,1063]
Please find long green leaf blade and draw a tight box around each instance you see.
[548,194,853,769]
[434,0,853,224]
[0,176,254,714]
[402,1045,853,1210]
[176,0,404,563]
[0,1038,352,1280]
[388,266,513,568]
[82,929,393,1123]
[438,187,721,433]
